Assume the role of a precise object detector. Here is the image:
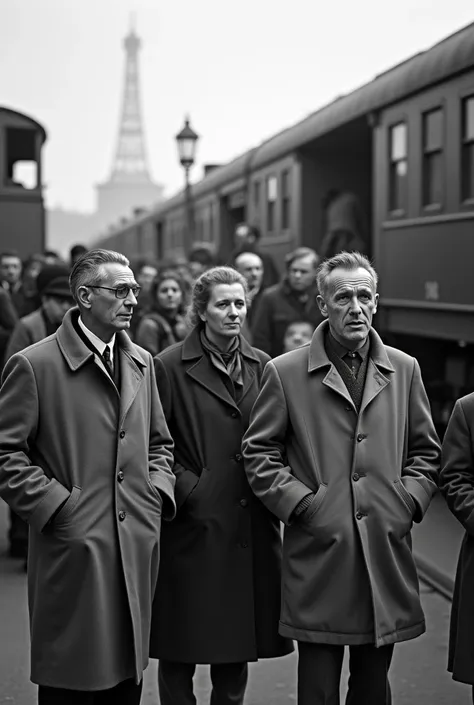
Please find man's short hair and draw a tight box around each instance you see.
[0,250,21,263]
[285,247,319,270]
[69,249,130,304]
[234,251,263,269]
[316,251,378,297]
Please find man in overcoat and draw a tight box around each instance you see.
[439,394,474,696]
[243,251,440,704]
[0,249,176,705]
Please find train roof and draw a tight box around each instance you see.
[105,20,474,231]
[0,107,47,143]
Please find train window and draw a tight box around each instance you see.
[5,127,39,189]
[253,181,260,208]
[422,108,443,207]
[266,175,278,232]
[462,96,474,201]
[281,170,291,230]
[389,123,407,212]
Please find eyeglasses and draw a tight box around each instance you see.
[84,284,142,299]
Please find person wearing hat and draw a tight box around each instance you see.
[5,264,74,364]
[4,264,74,563]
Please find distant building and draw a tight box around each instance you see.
[46,24,164,257]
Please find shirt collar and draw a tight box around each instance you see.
[78,316,116,356]
[328,330,370,361]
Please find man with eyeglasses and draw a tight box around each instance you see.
[0,248,176,704]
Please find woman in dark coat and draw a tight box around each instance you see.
[150,266,292,705]
[135,272,188,356]
[440,392,474,695]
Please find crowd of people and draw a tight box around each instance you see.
[0,228,474,705]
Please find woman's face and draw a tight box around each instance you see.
[157,278,182,312]
[199,283,247,347]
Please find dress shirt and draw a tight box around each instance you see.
[78,317,116,360]
[327,331,369,378]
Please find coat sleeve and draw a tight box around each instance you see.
[439,399,474,534]
[5,321,33,361]
[154,355,200,510]
[251,291,274,356]
[0,288,18,331]
[403,358,440,521]
[0,353,70,532]
[242,360,316,524]
[147,354,176,521]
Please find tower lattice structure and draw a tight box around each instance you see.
[96,25,163,236]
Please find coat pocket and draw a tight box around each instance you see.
[393,479,416,517]
[300,483,328,524]
[53,485,82,527]
[147,479,163,511]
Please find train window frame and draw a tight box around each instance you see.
[461,94,474,205]
[388,121,408,216]
[5,127,40,191]
[281,169,291,231]
[266,174,278,234]
[421,107,444,212]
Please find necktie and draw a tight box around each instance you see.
[345,351,360,379]
[102,345,114,377]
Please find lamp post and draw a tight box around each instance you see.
[176,116,199,255]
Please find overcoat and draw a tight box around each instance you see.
[242,321,440,647]
[150,327,293,664]
[439,393,474,684]
[0,307,176,690]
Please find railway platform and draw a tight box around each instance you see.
[0,498,470,704]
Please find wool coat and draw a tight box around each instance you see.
[150,326,293,664]
[242,321,440,647]
[0,307,176,690]
[5,307,47,361]
[439,393,474,684]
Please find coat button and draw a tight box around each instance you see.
[235,453,243,462]
[119,430,125,439]
[231,412,238,418]
[118,510,127,521]
[240,499,248,507]
[240,541,248,548]
[352,473,360,482]
[345,406,352,412]
[356,511,364,520]
[117,471,124,482]
[356,434,366,442]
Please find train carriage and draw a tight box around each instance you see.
[0,107,47,257]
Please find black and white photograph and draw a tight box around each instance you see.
[1,0,474,703]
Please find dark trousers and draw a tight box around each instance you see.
[158,659,248,705]
[297,642,394,705]
[37,678,142,705]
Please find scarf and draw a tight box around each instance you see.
[200,330,244,389]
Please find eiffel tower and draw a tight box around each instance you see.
[96,23,163,234]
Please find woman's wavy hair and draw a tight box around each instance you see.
[149,271,188,315]
[187,266,249,328]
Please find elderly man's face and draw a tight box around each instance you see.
[317,267,378,350]
[80,263,139,341]
[234,253,263,291]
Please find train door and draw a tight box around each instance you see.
[217,191,246,261]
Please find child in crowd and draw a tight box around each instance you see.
[282,321,315,353]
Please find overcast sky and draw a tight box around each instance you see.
[1,0,473,213]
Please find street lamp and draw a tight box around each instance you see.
[176,116,199,254]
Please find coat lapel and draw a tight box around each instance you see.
[186,355,237,409]
[308,320,395,412]
[182,328,260,410]
[359,360,391,414]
